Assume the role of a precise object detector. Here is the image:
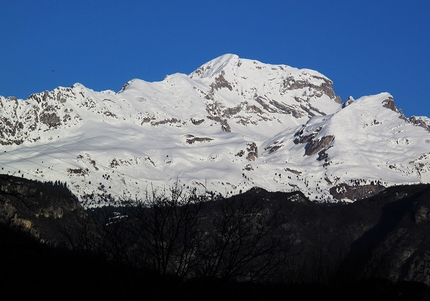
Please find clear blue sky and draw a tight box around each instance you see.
[1,0,429,117]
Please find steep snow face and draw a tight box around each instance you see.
[0,54,429,206]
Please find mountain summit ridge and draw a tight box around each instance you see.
[0,54,429,206]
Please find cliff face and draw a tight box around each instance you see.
[0,175,89,247]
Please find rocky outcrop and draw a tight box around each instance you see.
[329,183,385,201]
[185,135,214,144]
[0,87,80,145]
[292,124,334,157]
[210,72,233,91]
[246,142,258,161]
[281,74,341,104]
[382,96,397,111]
[0,175,90,247]
[410,116,430,132]
[304,135,335,156]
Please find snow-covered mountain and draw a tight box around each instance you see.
[1,54,429,206]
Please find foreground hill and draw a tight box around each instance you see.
[1,175,430,300]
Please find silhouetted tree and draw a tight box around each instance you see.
[125,184,205,281]
[196,195,294,282]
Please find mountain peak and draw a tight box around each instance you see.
[1,55,429,206]
[190,54,240,79]
[345,93,404,117]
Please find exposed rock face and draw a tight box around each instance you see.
[329,183,385,201]
[293,126,321,144]
[282,74,341,104]
[410,116,430,132]
[210,72,233,91]
[304,135,335,156]
[185,135,214,144]
[0,175,90,246]
[293,126,335,157]
[40,111,61,128]
[382,97,397,111]
[246,142,258,161]
[0,87,79,145]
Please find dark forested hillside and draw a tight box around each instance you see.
[1,175,430,300]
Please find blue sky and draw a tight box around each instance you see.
[1,0,429,117]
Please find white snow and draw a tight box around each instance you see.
[0,55,429,207]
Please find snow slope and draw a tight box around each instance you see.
[0,54,429,206]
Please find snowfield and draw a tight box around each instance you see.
[0,54,429,207]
